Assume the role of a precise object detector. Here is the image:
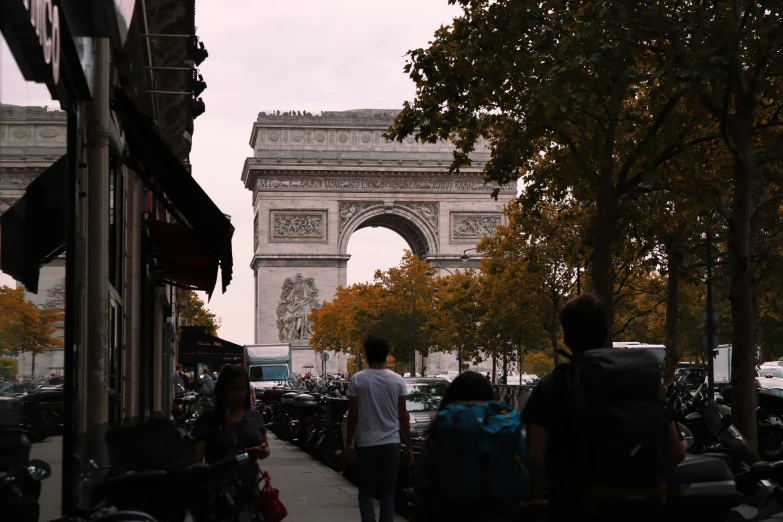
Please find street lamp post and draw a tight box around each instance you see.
[460,248,478,263]
[412,297,417,377]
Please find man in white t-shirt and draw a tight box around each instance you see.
[346,336,413,522]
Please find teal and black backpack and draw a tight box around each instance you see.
[431,401,530,505]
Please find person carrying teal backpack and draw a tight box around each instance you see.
[412,371,533,522]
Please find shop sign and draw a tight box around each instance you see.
[22,0,62,84]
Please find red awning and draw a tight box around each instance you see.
[146,220,218,292]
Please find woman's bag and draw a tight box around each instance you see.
[432,401,531,505]
[261,471,288,522]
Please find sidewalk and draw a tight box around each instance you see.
[264,436,406,522]
[30,435,63,522]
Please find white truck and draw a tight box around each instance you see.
[244,344,292,396]
[713,344,732,385]
[612,342,666,365]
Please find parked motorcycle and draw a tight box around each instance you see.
[720,386,783,461]
[311,396,349,470]
[22,386,65,443]
[0,459,51,522]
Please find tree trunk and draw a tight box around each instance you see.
[549,324,561,365]
[518,342,523,375]
[664,244,681,384]
[551,287,562,366]
[592,207,617,346]
[729,153,758,452]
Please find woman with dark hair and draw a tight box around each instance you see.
[192,364,270,463]
[412,371,530,522]
[437,370,495,410]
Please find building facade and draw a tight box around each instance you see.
[242,110,515,374]
[0,0,234,515]
[0,105,68,376]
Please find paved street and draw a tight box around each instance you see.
[26,434,404,521]
[30,436,63,522]
[264,435,406,522]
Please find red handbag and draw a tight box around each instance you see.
[261,471,288,522]
[229,423,288,521]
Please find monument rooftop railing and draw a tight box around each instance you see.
[255,110,400,127]
[0,105,67,122]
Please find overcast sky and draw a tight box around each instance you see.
[0,0,460,344]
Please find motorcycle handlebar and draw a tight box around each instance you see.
[92,452,251,501]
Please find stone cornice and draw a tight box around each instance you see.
[242,163,494,190]
[251,253,352,269]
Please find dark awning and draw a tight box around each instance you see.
[0,156,67,293]
[146,220,217,292]
[178,326,244,367]
[112,89,233,297]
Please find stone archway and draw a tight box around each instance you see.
[337,202,438,260]
[241,109,515,374]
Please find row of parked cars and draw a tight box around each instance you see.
[406,370,541,385]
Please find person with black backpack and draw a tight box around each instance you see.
[522,294,685,522]
[412,371,532,522]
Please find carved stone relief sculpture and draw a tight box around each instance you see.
[270,211,326,240]
[276,274,321,341]
[451,213,503,239]
[257,176,512,194]
[0,199,16,214]
[0,174,35,188]
[398,202,438,230]
[253,213,259,251]
[338,202,376,233]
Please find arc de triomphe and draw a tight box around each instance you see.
[241,110,515,374]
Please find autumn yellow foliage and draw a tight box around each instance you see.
[0,286,64,359]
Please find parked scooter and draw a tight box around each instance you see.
[720,386,783,461]
[311,397,349,470]
[0,459,51,522]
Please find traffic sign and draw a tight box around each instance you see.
[320,352,330,362]
[702,332,719,349]
[701,310,720,324]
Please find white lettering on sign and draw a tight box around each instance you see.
[22,0,61,84]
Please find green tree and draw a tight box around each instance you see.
[182,291,221,336]
[388,1,718,338]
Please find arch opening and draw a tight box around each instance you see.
[355,214,429,259]
[346,228,409,286]
[338,204,439,260]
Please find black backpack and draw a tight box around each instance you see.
[551,348,670,493]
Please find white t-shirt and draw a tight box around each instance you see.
[347,369,408,447]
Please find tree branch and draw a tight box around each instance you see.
[617,90,685,188]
